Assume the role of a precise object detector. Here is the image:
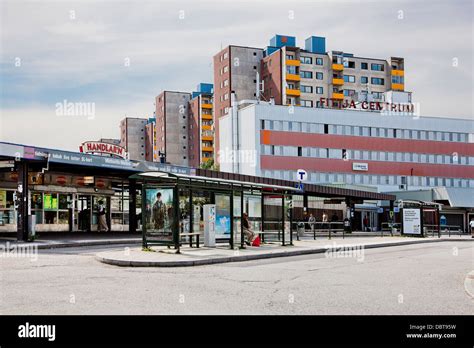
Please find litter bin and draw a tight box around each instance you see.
[28,215,36,240]
[297,222,305,238]
[344,218,351,233]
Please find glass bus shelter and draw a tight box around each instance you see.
[130,171,300,253]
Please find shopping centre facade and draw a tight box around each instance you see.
[0,141,396,241]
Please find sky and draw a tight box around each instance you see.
[0,0,473,151]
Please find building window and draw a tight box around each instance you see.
[300,56,312,64]
[223,65,228,73]
[361,76,368,84]
[324,124,329,134]
[300,85,313,93]
[300,71,313,79]
[301,100,313,107]
[343,89,355,96]
[372,92,383,99]
[371,63,384,71]
[371,77,385,85]
[346,61,355,68]
[316,72,323,80]
[315,86,324,94]
[316,58,323,65]
[298,147,302,157]
[361,62,368,69]
[343,75,355,83]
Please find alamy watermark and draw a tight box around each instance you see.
[0,242,38,262]
[218,148,257,167]
[55,99,95,119]
[324,242,365,262]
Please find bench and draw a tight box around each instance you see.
[179,232,201,248]
[258,230,283,243]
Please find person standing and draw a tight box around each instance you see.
[308,213,316,233]
[363,215,369,232]
[97,200,108,232]
[470,218,474,238]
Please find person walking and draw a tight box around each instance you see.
[322,211,328,230]
[97,200,108,232]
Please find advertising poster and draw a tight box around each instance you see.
[0,190,6,209]
[145,188,174,241]
[402,208,421,235]
[44,194,58,210]
[215,194,230,236]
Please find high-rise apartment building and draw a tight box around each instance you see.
[120,117,147,161]
[213,35,408,165]
[213,45,264,158]
[155,91,192,166]
[145,118,158,162]
[260,34,406,107]
[188,83,214,167]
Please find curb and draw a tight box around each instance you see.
[12,239,141,250]
[96,238,471,268]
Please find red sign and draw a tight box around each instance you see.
[80,141,127,159]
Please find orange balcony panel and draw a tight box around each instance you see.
[332,63,344,71]
[202,146,214,152]
[202,125,212,130]
[332,78,344,85]
[201,103,213,109]
[202,135,213,141]
[332,92,344,100]
[286,88,301,97]
[202,157,212,162]
[391,69,404,76]
[286,73,301,81]
[286,59,300,66]
[392,83,404,91]
[201,114,212,120]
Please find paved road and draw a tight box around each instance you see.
[0,241,473,315]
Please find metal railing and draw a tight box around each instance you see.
[292,221,345,240]
[423,224,463,238]
[381,222,401,237]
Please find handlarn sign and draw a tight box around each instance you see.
[80,142,128,159]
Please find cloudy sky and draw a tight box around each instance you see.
[0,0,472,151]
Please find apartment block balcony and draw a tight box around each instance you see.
[286,73,301,81]
[201,103,213,109]
[286,59,301,67]
[332,92,344,99]
[391,83,404,91]
[391,69,404,76]
[332,63,344,71]
[202,125,212,130]
[202,135,214,141]
[201,114,212,120]
[202,146,214,152]
[202,157,213,162]
[332,78,344,85]
[286,88,301,97]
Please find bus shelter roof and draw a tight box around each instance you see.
[131,171,300,193]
